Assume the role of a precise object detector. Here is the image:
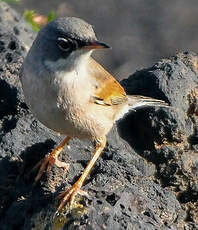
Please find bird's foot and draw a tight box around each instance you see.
[56,183,88,211]
[29,153,70,185]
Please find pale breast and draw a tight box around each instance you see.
[21,58,120,140]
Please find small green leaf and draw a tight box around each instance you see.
[24,10,41,32]
[24,10,56,32]
[47,11,55,23]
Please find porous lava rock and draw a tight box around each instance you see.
[0,2,197,230]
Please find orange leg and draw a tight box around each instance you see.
[32,136,71,184]
[56,136,107,211]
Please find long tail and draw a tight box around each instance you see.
[127,95,169,110]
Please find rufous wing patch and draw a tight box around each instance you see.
[89,58,127,106]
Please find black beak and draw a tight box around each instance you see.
[82,40,111,49]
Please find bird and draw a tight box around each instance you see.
[20,17,168,211]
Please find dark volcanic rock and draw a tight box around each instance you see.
[0,2,36,50]
[0,2,197,230]
[121,52,198,228]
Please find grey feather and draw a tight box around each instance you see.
[127,95,169,110]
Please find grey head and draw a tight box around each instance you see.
[27,17,110,72]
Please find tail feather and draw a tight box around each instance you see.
[127,95,169,110]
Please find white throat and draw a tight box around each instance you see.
[44,49,92,74]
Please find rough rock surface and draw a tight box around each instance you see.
[0,2,198,230]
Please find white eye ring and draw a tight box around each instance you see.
[57,37,71,52]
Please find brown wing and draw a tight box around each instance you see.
[88,58,127,106]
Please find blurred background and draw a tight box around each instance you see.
[11,0,198,80]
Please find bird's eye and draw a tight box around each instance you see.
[57,38,71,52]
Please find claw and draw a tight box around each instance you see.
[56,185,89,211]
[34,155,70,183]
[27,137,71,184]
